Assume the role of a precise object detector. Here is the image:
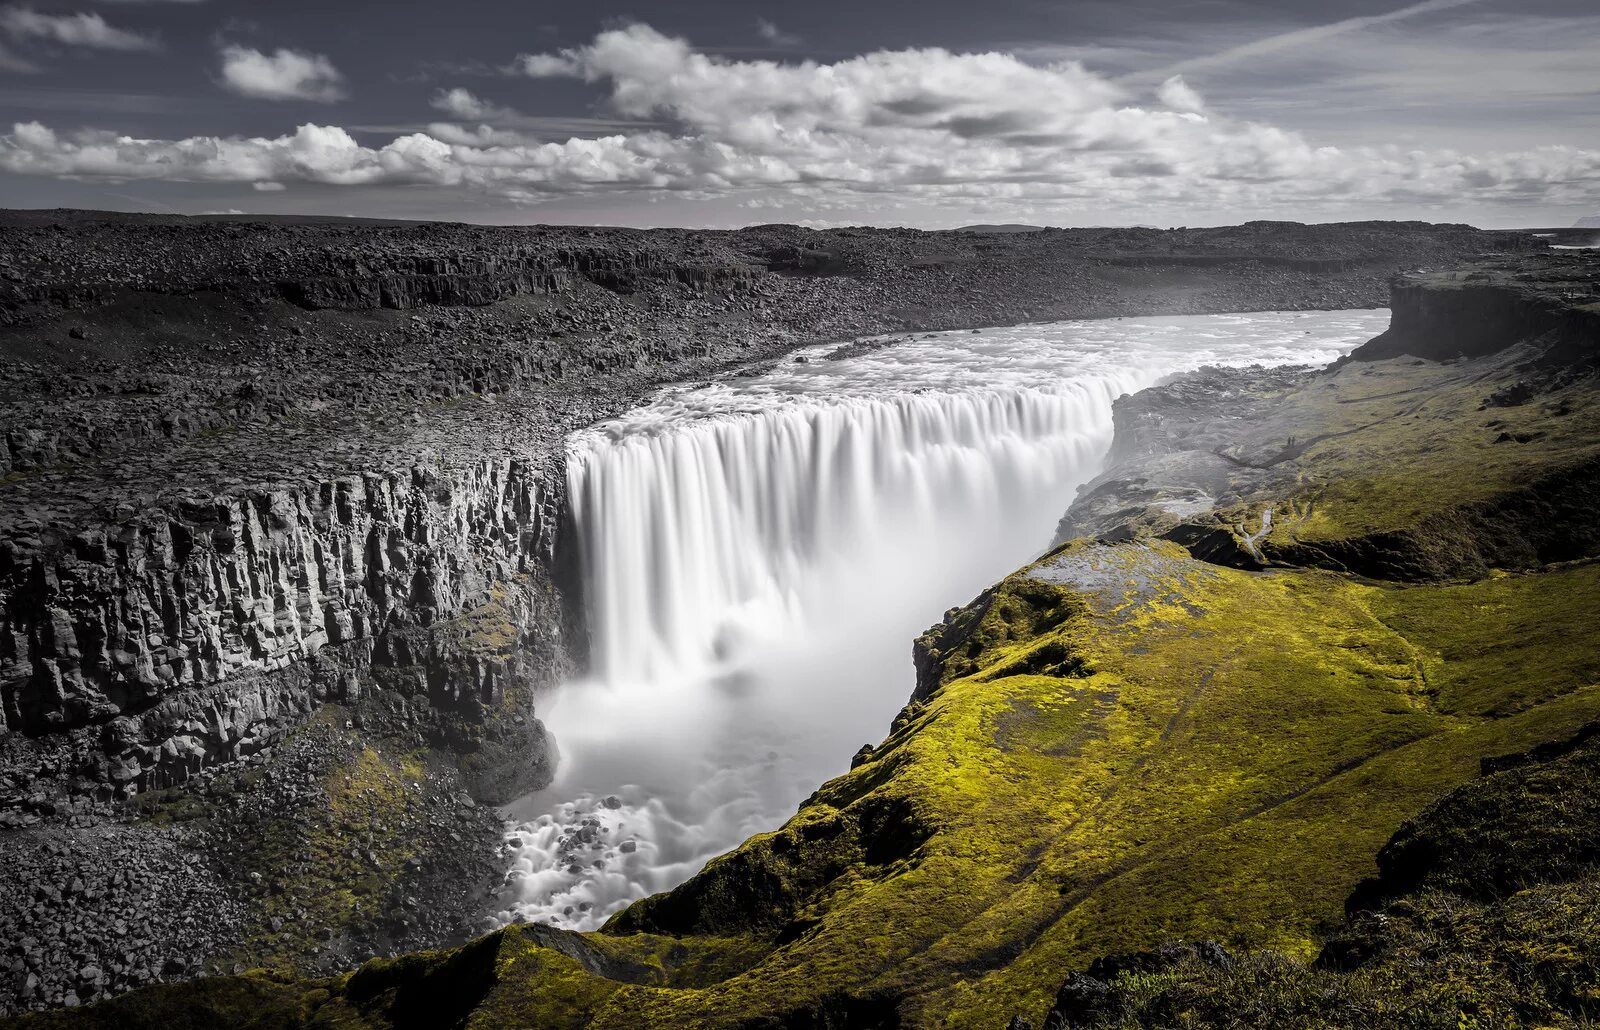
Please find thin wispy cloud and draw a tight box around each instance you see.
[0,38,38,72]
[424,85,657,143]
[1131,0,1487,82]
[756,18,801,47]
[0,6,160,51]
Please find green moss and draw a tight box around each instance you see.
[1356,730,1600,905]
[1029,728,1600,1030]
[1370,564,1600,717]
[1247,359,1600,578]
[455,589,521,653]
[915,574,1088,691]
[219,717,432,972]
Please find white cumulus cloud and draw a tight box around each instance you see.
[1,22,1596,223]
[430,87,511,122]
[1158,75,1206,114]
[219,44,345,102]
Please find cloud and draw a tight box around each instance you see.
[1157,75,1205,114]
[219,45,344,102]
[2,22,1597,222]
[430,87,510,122]
[425,85,658,142]
[756,18,800,47]
[1134,0,1486,82]
[0,6,159,51]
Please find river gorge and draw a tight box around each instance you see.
[494,309,1390,930]
[2,216,1594,1029]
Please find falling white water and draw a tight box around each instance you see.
[492,308,1391,931]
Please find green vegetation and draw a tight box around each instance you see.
[1032,731,1600,1030]
[129,709,446,976]
[232,735,427,971]
[1249,359,1600,579]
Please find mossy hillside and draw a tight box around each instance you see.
[1032,876,1600,1030]
[920,551,1600,1029]
[30,547,1598,1029]
[230,732,427,971]
[1030,732,1600,1030]
[1241,355,1600,577]
[913,576,1088,696]
[1353,725,1600,907]
[1370,565,1600,718]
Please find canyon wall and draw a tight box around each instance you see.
[1,451,570,810]
[1352,252,1600,365]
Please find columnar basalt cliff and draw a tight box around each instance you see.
[0,212,1553,1016]
[2,454,562,793]
[1351,251,1600,366]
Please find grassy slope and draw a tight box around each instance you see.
[1043,726,1600,1029]
[14,329,1600,1029]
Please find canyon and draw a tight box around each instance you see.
[0,212,1595,1028]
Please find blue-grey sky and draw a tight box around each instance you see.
[0,0,1595,227]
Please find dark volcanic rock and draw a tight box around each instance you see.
[1351,251,1600,368]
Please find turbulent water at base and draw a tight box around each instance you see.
[491,309,1391,931]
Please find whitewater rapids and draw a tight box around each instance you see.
[491,308,1391,931]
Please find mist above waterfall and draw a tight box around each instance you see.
[493,309,1390,931]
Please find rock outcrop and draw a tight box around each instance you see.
[1350,251,1600,367]
[2,455,562,796]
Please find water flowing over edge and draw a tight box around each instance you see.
[490,309,1392,931]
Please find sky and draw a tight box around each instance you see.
[0,0,1596,229]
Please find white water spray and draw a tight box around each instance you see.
[493,309,1391,930]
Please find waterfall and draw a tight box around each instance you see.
[493,308,1393,931]
[571,378,1141,686]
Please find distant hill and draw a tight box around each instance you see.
[1575,216,1600,228]
[958,223,1048,233]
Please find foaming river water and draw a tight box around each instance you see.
[490,308,1391,931]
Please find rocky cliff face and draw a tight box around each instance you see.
[1351,251,1600,367]
[1,453,564,804]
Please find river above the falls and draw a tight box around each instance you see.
[489,308,1392,931]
